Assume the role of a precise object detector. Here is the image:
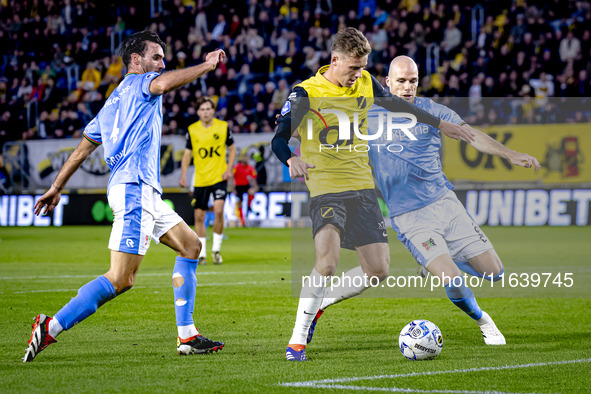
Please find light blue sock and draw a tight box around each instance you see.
[55,275,116,330]
[444,276,483,320]
[172,256,198,327]
[455,260,505,282]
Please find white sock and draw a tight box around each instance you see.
[48,318,63,338]
[178,324,199,339]
[321,266,370,310]
[212,232,223,252]
[198,237,206,258]
[289,268,327,345]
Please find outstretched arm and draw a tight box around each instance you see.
[150,49,226,95]
[464,125,541,170]
[179,148,192,187]
[34,138,99,215]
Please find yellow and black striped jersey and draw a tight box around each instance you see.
[271,65,440,197]
[186,118,234,187]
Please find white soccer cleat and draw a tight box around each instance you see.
[476,311,506,345]
[211,251,223,265]
[417,265,429,279]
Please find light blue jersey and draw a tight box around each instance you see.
[83,72,163,194]
[367,96,463,217]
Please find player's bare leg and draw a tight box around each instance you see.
[428,254,505,345]
[24,251,141,362]
[309,243,389,343]
[160,221,224,354]
[194,208,207,265]
[467,249,504,279]
[286,225,340,361]
[104,251,144,293]
[319,243,389,309]
[211,199,225,264]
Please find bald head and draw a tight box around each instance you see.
[389,56,418,74]
[386,56,419,102]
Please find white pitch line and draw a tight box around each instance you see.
[6,280,294,294]
[309,384,535,394]
[0,270,292,280]
[279,358,591,388]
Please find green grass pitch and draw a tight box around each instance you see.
[1,226,590,393]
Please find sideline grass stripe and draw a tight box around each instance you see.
[307,384,535,394]
[280,358,591,387]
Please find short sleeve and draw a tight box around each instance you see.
[139,72,160,101]
[185,132,192,150]
[83,117,102,145]
[226,125,234,146]
[430,100,464,125]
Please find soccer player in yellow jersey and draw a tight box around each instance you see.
[180,97,236,265]
[271,27,475,361]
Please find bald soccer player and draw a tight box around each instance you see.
[308,56,541,346]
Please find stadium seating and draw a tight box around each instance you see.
[1,0,590,150]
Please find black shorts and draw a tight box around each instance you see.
[191,181,227,210]
[235,185,249,199]
[310,189,388,251]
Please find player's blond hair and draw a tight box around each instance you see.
[331,27,371,58]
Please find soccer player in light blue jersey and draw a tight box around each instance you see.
[25,31,226,362]
[308,56,541,346]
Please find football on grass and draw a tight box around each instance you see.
[399,320,443,360]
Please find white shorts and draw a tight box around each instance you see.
[108,183,183,255]
[391,189,493,268]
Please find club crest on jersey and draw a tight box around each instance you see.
[422,238,436,251]
[320,207,334,218]
[281,100,291,116]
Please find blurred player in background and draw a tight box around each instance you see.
[233,154,258,226]
[272,28,475,361]
[311,56,541,346]
[180,97,236,265]
[27,31,226,362]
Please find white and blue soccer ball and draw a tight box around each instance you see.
[398,320,443,360]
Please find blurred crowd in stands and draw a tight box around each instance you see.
[1,0,591,152]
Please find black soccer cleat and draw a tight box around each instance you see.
[177,334,224,355]
[23,314,57,362]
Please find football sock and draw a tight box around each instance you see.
[178,324,199,338]
[455,260,504,282]
[444,276,483,320]
[289,268,327,345]
[212,232,223,252]
[198,237,206,258]
[48,317,63,338]
[172,256,198,333]
[54,275,116,330]
[320,266,368,310]
[247,194,254,208]
[237,206,245,225]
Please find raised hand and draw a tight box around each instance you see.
[508,152,541,170]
